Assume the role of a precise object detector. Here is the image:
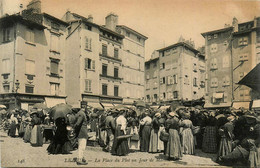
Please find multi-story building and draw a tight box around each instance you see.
[202,17,260,109]
[232,17,260,108]
[144,52,160,104]
[202,26,234,108]
[116,24,147,105]
[0,0,68,110]
[62,12,147,108]
[145,42,206,105]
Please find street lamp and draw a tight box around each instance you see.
[15,80,20,93]
[14,80,20,108]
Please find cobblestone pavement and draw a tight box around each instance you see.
[0,130,230,167]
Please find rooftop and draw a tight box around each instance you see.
[117,25,148,40]
[0,14,45,30]
[70,12,124,39]
[157,42,200,54]
[43,13,69,26]
[201,27,233,37]
[145,57,159,64]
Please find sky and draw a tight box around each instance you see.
[2,0,260,60]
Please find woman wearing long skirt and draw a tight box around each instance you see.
[23,114,32,143]
[157,117,165,152]
[9,113,19,137]
[111,110,129,156]
[149,113,161,153]
[165,112,182,160]
[128,115,140,151]
[47,117,72,154]
[202,111,217,153]
[140,113,152,152]
[30,112,43,147]
[180,117,195,155]
[217,116,234,160]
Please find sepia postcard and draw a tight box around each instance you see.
[0,0,260,167]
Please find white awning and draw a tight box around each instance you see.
[204,102,232,108]
[45,97,66,108]
[252,99,260,108]
[87,102,103,109]
[101,103,114,109]
[213,93,224,99]
[232,101,250,109]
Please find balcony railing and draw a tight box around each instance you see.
[99,53,122,62]
[100,74,122,80]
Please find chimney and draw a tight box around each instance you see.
[232,17,238,32]
[105,13,118,31]
[87,15,93,22]
[27,0,41,14]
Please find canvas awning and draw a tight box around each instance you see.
[87,102,103,109]
[100,103,114,109]
[232,101,250,109]
[213,93,224,99]
[45,97,66,108]
[204,102,232,108]
[252,99,260,109]
[238,63,260,92]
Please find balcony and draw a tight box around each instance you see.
[100,74,122,81]
[99,53,122,63]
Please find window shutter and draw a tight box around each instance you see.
[170,92,173,99]
[243,37,248,45]
[211,79,214,87]
[85,80,88,91]
[160,78,163,84]
[89,38,92,50]
[89,80,92,91]
[160,94,163,100]
[92,60,95,70]
[85,37,88,49]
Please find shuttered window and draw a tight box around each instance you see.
[102,45,107,56]
[50,60,59,76]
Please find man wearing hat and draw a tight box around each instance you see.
[104,109,116,152]
[73,107,88,165]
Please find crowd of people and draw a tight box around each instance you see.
[0,104,259,167]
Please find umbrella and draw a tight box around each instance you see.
[50,104,72,120]
[33,103,48,110]
[0,105,6,109]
